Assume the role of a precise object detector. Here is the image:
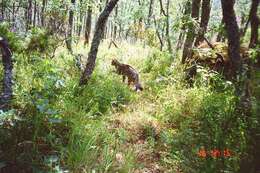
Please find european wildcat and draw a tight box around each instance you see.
[111,59,143,91]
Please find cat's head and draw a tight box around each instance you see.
[111,59,120,66]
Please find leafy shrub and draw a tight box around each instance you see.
[25,27,60,57]
[0,55,72,170]
[194,65,234,92]
[0,22,23,52]
[2,48,134,171]
[249,46,260,64]
[159,81,247,172]
[142,49,172,78]
[72,73,133,117]
[59,73,134,172]
[14,54,67,111]
[144,28,158,48]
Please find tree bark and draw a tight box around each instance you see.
[0,37,13,110]
[26,0,33,30]
[77,0,83,37]
[147,0,154,27]
[113,5,118,40]
[182,0,201,63]
[221,2,259,173]
[41,0,46,27]
[176,1,192,50]
[194,0,211,46]
[101,0,109,39]
[66,0,76,53]
[165,0,172,54]
[159,0,167,16]
[12,2,15,28]
[249,0,260,48]
[221,0,242,77]
[80,0,119,85]
[84,4,92,45]
[1,0,4,21]
[153,16,164,51]
[33,0,37,27]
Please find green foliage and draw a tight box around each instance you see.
[139,58,250,172]
[144,29,158,48]
[0,54,73,170]
[74,74,133,117]
[249,46,260,64]
[156,72,247,172]
[0,0,257,172]
[25,28,60,57]
[194,66,234,92]
[4,48,134,171]
[0,22,23,52]
[171,91,246,173]
[143,49,172,78]
[0,25,256,172]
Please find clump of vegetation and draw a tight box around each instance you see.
[25,28,61,58]
[0,46,134,171]
[0,22,23,52]
[163,87,247,172]
[0,0,259,172]
[143,49,172,78]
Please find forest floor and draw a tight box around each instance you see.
[82,41,179,172]
[108,95,164,172]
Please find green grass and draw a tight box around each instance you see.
[0,38,251,173]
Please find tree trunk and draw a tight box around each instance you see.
[147,0,154,27]
[12,2,15,28]
[194,0,211,46]
[113,5,118,40]
[176,1,192,50]
[153,16,164,51]
[182,0,201,63]
[84,5,92,45]
[0,37,13,110]
[1,0,4,21]
[159,0,167,16]
[37,3,41,26]
[118,23,122,39]
[26,0,33,30]
[165,0,172,54]
[77,0,83,37]
[41,0,46,27]
[66,0,76,53]
[221,0,242,77]
[33,0,37,27]
[101,0,109,40]
[80,0,119,85]
[249,0,260,48]
[221,2,259,173]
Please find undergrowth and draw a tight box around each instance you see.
[0,27,254,173]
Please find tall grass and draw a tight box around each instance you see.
[0,30,251,172]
